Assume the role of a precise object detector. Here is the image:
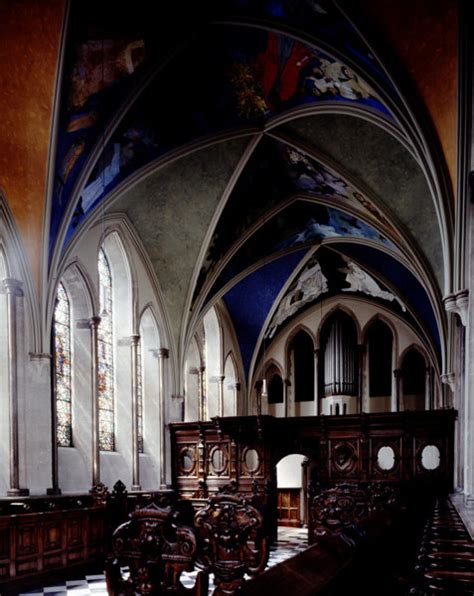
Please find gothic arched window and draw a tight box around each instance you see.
[98,247,115,451]
[54,282,73,447]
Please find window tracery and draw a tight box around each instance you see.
[98,247,115,451]
[54,282,73,447]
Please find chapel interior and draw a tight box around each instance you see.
[0,0,472,594]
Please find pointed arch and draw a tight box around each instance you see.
[56,261,96,491]
[366,318,393,399]
[223,351,238,416]
[203,305,223,419]
[400,345,428,412]
[53,281,73,447]
[316,304,361,348]
[138,306,161,455]
[284,323,316,361]
[184,336,202,422]
[320,309,358,399]
[288,328,315,404]
[265,360,284,406]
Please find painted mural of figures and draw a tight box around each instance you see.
[285,147,349,196]
[267,258,328,337]
[81,143,121,212]
[304,56,376,101]
[79,123,158,215]
[252,32,311,110]
[68,39,146,112]
[340,260,406,311]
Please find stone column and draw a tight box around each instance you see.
[302,457,310,527]
[130,334,141,491]
[255,380,263,416]
[157,348,169,489]
[217,374,225,417]
[358,344,366,414]
[4,278,29,496]
[198,366,206,420]
[393,369,402,412]
[314,349,320,416]
[233,382,241,416]
[89,316,101,486]
[284,378,291,417]
[425,366,432,411]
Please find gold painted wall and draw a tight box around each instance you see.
[0,0,65,291]
[354,0,458,196]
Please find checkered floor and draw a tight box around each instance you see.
[20,527,308,595]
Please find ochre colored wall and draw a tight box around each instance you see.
[0,0,65,291]
[355,0,457,196]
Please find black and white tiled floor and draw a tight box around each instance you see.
[20,527,308,595]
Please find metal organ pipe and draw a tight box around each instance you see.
[323,314,357,397]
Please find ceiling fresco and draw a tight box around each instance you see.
[222,249,309,375]
[331,243,440,351]
[51,21,395,255]
[265,249,406,339]
[45,0,453,386]
[193,135,400,302]
[206,200,398,303]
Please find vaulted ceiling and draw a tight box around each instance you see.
[1,0,457,385]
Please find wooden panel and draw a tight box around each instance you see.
[277,489,301,527]
[16,524,38,556]
[43,520,62,552]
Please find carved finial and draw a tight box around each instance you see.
[112,479,127,496]
[90,482,109,506]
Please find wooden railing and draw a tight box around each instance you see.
[0,481,171,595]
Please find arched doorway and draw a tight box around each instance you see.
[276,454,306,528]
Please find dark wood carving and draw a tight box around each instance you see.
[177,444,198,478]
[309,483,396,543]
[0,487,174,594]
[105,501,208,595]
[330,440,359,477]
[207,443,230,478]
[171,411,456,503]
[370,437,401,480]
[194,493,269,595]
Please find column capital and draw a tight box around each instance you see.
[29,352,52,361]
[128,334,141,346]
[88,315,101,329]
[210,375,225,383]
[152,347,169,359]
[3,278,23,296]
[441,372,456,391]
[443,289,469,326]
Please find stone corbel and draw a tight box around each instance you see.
[443,289,469,326]
[441,372,456,392]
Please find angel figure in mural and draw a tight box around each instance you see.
[304,57,376,101]
[340,260,406,312]
[267,259,329,337]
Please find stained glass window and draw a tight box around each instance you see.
[137,341,144,453]
[54,282,72,447]
[98,247,115,451]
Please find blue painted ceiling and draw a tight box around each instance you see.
[49,0,447,383]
